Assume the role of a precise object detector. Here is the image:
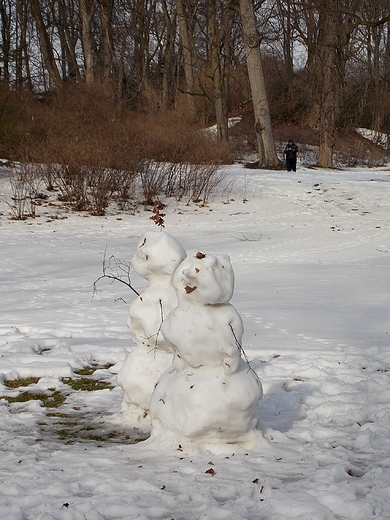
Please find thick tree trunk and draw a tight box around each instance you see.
[98,0,114,83]
[316,0,343,168]
[80,0,96,83]
[0,0,11,86]
[28,0,63,89]
[176,0,197,120]
[239,0,281,168]
[317,43,338,168]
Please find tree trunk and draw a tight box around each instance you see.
[56,0,81,81]
[28,0,63,89]
[80,0,96,83]
[209,1,228,143]
[176,0,197,120]
[370,18,389,133]
[239,0,281,168]
[161,0,176,110]
[0,0,11,86]
[15,0,33,89]
[277,0,294,84]
[98,0,114,84]
[316,0,343,168]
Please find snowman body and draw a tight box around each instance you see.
[117,230,186,426]
[150,253,262,446]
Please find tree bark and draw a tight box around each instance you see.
[161,0,176,110]
[28,0,63,89]
[98,0,114,83]
[209,1,228,143]
[239,0,281,168]
[176,0,197,120]
[15,0,33,89]
[0,0,11,86]
[316,0,344,168]
[80,0,96,83]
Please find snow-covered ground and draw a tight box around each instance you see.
[0,162,389,520]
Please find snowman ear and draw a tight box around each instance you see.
[218,254,232,270]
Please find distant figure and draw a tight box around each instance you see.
[284,139,298,172]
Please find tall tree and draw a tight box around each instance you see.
[79,0,97,83]
[161,0,176,109]
[316,0,345,167]
[0,0,12,86]
[28,0,63,89]
[176,0,197,119]
[97,0,114,83]
[238,0,280,168]
[207,1,236,143]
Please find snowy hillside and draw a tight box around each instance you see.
[0,163,389,519]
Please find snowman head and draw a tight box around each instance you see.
[132,230,186,280]
[173,252,234,304]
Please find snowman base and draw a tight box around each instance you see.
[150,358,262,448]
[117,346,173,429]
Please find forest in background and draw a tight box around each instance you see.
[0,0,390,169]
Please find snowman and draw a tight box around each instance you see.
[117,230,186,428]
[150,252,263,448]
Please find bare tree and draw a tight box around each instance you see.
[238,0,281,168]
[176,0,197,119]
[15,0,33,89]
[80,0,97,83]
[208,0,236,144]
[0,0,12,86]
[311,0,390,166]
[28,0,63,89]
[161,0,177,109]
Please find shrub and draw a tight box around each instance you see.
[7,163,42,220]
[0,84,231,215]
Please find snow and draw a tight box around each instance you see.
[356,128,390,150]
[1,162,390,519]
[150,252,262,448]
[117,230,186,429]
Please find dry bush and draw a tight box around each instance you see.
[335,129,389,167]
[0,84,230,214]
[127,109,231,164]
[120,111,229,206]
[1,83,230,168]
[7,163,42,219]
[86,166,116,216]
[139,160,167,205]
[112,167,139,212]
[0,87,39,161]
[55,162,90,211]
[181,162,223,206]
[35,163,57,191]
[164,162,185,198]
[273,124,320,148]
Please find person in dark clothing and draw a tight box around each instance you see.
[284,139,298,172]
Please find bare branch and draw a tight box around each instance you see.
[93,246,140,300]
[229,324,258,378]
